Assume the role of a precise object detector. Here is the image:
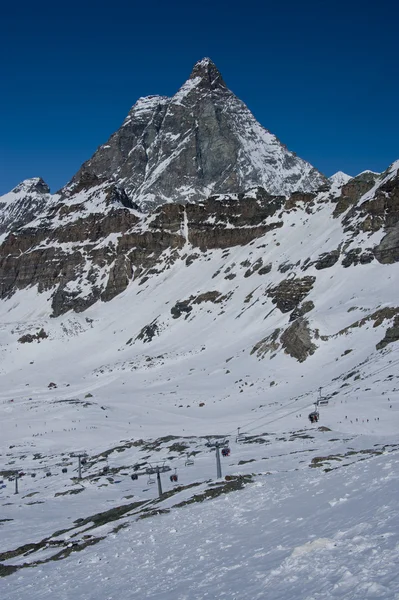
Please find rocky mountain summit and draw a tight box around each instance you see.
[0,177,56,237]
[66,58,327,209]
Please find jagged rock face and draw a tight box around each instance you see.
[376,315,399,349]
[0,185,286,315]
[337,162,399,264]
[185,189,284,249]
[67,58,327,210]
[280,318,317,362]
[267,277,316,314]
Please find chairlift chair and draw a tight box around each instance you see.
[222,447,231,457]
[236,427,246,443]
[147,474,155,485]
[170,468,178,483]
[131,473,139,481]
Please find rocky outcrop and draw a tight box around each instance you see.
[251,328,281,358]
[280,318,317,362]
[186,189,284,250]
[314,250,340,270]
[289,300,315,322]
[342,165,399,241]
[376,315,399,349]
[333,171,378,217]
[341,248,374,267]
[267,276,316,313]
[374,224,399,264]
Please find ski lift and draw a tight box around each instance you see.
[185,453,194,466]
[170,468,178,483]
[31,473,36,478]
[46,471,52,477]
[131,473,139,481]
[236,427,246,443]
[316,387,329,407]
[222,447,231,457]
[147,474,155,485]
[62,468,68,474]
[317,398,329,406]
[81,458,87,465]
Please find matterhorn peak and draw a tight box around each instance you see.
[67,57,327,209]
[188,57,226,90]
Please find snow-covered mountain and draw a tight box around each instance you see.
[66,58,327,209]
[1,60,399,598]
[0,178,56,239]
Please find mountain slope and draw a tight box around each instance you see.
[66,58,327,209]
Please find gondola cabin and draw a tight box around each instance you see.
[308,411,319,423]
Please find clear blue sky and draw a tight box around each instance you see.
[1,0,397,194]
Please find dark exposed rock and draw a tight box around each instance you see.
[284,191,316,210]
[251,328,281,358]
[333,172,378,217]
[336,307,399,336]
[186,190,284,250]
[185,253,200,267]
[342,170,399,242]
[244,258,263,278]
[374,224,399,264]
[192,291,221,304]
[267,276,316,313]
[289,300,315,322]
[136,319,160,343]
[101,255,132,302]
[258,263,272,275]
[314,250,340,270]
[376,315,399,350]
[280,318,317,362]
[171,301,193,319]
[342,248,374,268]
[18,329,48,343]
[278,262,295,273]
